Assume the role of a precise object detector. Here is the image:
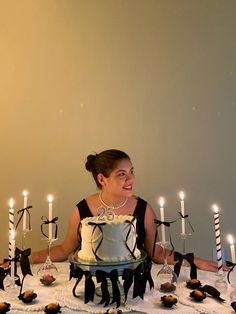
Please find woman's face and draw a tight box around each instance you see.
[102,158,135,197]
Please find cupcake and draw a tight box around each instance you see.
[0,302,10,314]
[186,279,202,289]
[18,290,37,303]
[161,295,178,308]
[44,303,61,313]
[190,289,206,302]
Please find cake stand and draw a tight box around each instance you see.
[69,250,147,276]
[69,250,147,305]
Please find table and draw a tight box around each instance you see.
[0,261,235,313]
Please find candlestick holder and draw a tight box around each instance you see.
[180,232,190,268]
[156,242,177,292]
[37,239,57,286]
[214,271,227,294]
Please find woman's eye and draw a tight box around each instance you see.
[118,172,126,177]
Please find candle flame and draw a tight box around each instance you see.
[228,234,234,245]
[23,190,28,197]
[159,197,164,207]
[212,204,219,213]
[11,229,15,240]
[48,195,53,203]
[9,198,14,209]
[179,191,185,200]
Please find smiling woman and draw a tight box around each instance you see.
[27,149,221,274]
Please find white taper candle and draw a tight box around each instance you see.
[22,190,28,231]
[159,197,166,244]
[228,234,236,264]
[8,198,14,259]
[213,204,223,273]
[180,191,186,235]
[10,229,15,282]
[48,195,53,240]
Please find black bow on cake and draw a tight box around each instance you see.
[96,269,120,307]
[41,216,59,239]
[226,260,236,284]
[174,252,197,279]
[125,218,138,260]
[122,260,154,301]
[87,221,107,261]
[70,263,95,304]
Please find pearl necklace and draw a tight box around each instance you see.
[99,193,128,210]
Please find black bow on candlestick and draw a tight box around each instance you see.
[152,218,176,257]
[15,247,32,277]
[226,260,236,284]
[41,216,59,239]
[15,206,33,231]
[178,212,195,233]
[174,251,197,279]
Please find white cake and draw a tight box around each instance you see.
[77,215,141,262]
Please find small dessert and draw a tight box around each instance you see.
[104,309,123,314]
[40,273,56,286]
[160,282,176,292]
[44,303,61,313]
[190,289,206,302]
[0,302,10,313]
[231,302,236,312]
[186,279,202,289]
[161,295,178,308]
[18,290,37,303]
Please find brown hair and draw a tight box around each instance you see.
[85,149,130,188]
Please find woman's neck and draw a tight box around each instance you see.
[99,192,128,210]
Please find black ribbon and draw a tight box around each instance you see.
[41,216,58,239]
[125,218,137,260]
[152,218,176,257]
[15,206,32,231]
[0,267,10,290]
[88,222,106,261]
[122,260,154,301]
[70,263,95,303]
[200,284,225,302]
[96,269,121,307]
[174,251,197,279]
[226,260,236,284]
[178,212,194,233]
[15,247,32,277]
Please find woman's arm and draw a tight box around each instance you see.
[30,207,80,264]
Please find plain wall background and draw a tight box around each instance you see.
[0,0,236,261]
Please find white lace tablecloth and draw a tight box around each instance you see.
[0,262,235,313]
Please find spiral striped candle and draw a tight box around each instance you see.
[8,198,14,259]
[213,204,223,273]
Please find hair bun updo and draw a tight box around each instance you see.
[85,154,97,172]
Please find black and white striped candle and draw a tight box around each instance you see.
[8,198,14,259]
[213,204,223,273]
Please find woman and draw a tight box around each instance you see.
[30,149,219,271]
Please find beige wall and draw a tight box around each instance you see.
[0,0,236,260]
